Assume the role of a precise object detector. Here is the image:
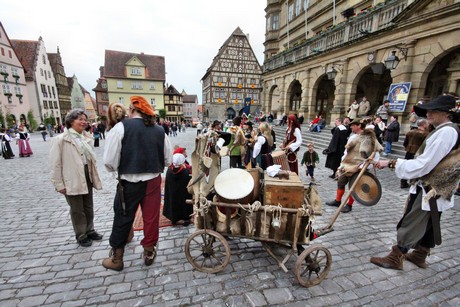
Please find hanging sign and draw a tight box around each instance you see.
[387,82,412,112]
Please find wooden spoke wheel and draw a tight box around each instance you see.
[295,245,332,287]
[185,229,231,273]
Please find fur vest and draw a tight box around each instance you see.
[339,129,383,176]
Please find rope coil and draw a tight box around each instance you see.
[238,201,262,216]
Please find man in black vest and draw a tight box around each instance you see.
[371,95,459,270]
[102,96,172,271]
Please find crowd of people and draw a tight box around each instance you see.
[41,91,460,274]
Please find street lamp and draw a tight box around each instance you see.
[326,66,338,80]
[384,50,400,70]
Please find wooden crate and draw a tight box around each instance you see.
[263,172,304,209]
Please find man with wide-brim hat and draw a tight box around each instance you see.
[371,94,460,270]
[325,118,382,213]
[102,96,173,271]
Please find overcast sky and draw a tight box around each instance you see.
[2,1,266,102]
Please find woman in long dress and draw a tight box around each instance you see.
[1,129,15,159]
[16,125,33,157]
[252,122,274,170]
[281,114,302,174]
[163,153,193,226]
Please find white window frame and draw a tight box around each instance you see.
[295,0,302,16]
[273,14,279,30]
[117,80,123,89]
[0,64,7,74]
[2,84,11,93]
[131,67,142,75]
[288,3,294,21]
[131,81,142,90]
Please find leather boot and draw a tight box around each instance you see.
[370,245,404,270]
[127,227,134,243]
[102,247,124,271]
[405,246,430,269]
[143,246,156,266]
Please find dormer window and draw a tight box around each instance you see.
[131,67,142,76]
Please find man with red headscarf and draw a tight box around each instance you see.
[281,114,302,174]
[102,96,172,271]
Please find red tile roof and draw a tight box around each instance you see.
[104,49,165,81]
[11,39,38,80]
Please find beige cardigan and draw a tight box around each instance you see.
[49,130,102,195]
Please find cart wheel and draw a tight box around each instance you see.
[295,245,332,287]
[185,229,231,273]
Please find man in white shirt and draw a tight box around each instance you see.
[102,96,172,271]
[371,95,459,270]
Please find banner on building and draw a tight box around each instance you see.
[239,97,251,116]
[387,82,412,112]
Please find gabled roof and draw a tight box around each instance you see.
[183,94,198,103]
[104,49,165,81]
[92,77,107,92]
[201,27,261,80]
[164,84,181,96]
[10,39,38,80]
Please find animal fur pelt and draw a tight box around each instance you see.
[339,128,383,176]
[420,147,460,201]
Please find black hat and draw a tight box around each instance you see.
[244,121,253,128]
[212,120,221,128]
[414,95,456,117]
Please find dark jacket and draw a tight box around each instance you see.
[325,125,348,171]
[384,120,400,142]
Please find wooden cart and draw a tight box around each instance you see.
[184,153,382,287]
[184,170,332,288]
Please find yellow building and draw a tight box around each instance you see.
[262,0,460,130]
[98,50,165,112]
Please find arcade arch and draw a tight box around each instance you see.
[287,80,302,112]
[225,107,236,120]
[351,64,393,113]
[267,84,281,118]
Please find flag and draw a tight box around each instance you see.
[239,97,251,116]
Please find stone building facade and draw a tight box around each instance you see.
[202,27,263,122]
[262,0,460,131]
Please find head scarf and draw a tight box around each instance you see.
[172,153,185,167]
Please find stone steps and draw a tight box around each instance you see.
[272,124,405,159]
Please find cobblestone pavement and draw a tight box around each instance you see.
[0,128,459,307]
